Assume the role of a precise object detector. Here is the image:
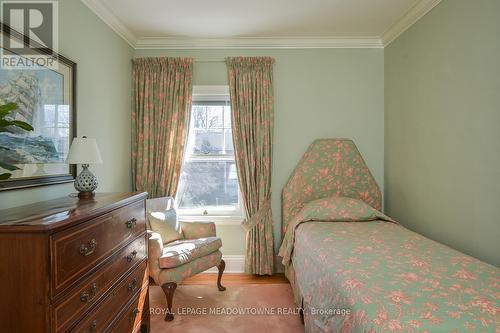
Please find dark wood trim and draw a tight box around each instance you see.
[0,192,148,232]
[0,192,150,332]
[77,191,95,199]
[217,259,226,291]
[0,174,75,191]
[0,22,77,191]
[161,282,177,322]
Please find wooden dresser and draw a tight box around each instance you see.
[0,192,150,333]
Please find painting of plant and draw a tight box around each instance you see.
[0,102,34,180]
[0,25,76,190]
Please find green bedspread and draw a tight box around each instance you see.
[279,196,500,333]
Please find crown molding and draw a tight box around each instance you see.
[381,0,443,47]
[81,0,137,47]
[80,0,441,49]
[135,36,383,49]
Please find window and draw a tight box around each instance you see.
[176,86,242,219]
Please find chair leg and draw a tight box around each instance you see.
[217,259,226,291]
[161,282,177,321]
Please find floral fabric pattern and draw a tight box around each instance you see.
[158,251,222,284]
[148,230,222,285]
[278,196,395,265]
[282,139,381,236]
[226,57,275,275]
[159,237,222,269]
[180,221,217,240]
[132,57,193,198]
[293,221,500,333]
[147,212,184,245]
[280,138,499,332]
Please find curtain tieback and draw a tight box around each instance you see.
[241,199,272,231]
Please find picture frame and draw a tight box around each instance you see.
[0,23,76,191]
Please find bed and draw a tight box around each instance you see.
[278,139,499,333]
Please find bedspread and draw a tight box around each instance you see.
[292,221,500,333]
[279,196,395,265]
[278,139,499,332]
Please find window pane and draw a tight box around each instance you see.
[177,160,239,209]
[207,106,223,128]
[224,129,234,155]
[223,105,231,128]
[192,106,206,128]
[178,97,240,215]
[192,129,224,154]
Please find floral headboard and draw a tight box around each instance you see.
[282,138,381,235]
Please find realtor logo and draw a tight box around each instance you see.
[1,1,58,69]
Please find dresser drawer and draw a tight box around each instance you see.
[51,201,145,295]
[110,284,149,333]
[52,237,147,333]
[69,259,149,333]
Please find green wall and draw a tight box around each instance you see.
[1,0,495,268]
[0,3,385,259]
[0,0,134,209]
[135,49,385,255]
[385,0,500,266]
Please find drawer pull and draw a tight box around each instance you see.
[125,217,138,229]
[79,239,97,256]
[129,308,140,323]
[127,278,138,292]
[126,250,138,262]
[80,283,98,303]
[83,320,97,333]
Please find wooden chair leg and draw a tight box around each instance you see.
[161,282,177,321]
[217,259,226,291]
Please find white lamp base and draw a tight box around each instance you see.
[74,164,98,199]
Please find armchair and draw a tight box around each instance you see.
[146,197,226,321]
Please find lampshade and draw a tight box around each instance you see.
[66,137,103,164]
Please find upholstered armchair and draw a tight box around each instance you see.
[146,197,226,321]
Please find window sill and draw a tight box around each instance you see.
[179,215,244,226]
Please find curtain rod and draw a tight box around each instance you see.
[193,59,225,63]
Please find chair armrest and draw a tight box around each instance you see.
[147,230,163,284]
[180,221,216,239]
[147,230,163,259]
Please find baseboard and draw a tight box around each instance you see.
[205,255,245,273]
[205,255,284,274]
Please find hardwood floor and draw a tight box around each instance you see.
[180,273,289,285]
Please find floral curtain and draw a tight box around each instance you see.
[226,57,275,275]
[132,57,193,198]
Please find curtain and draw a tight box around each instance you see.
[226,57,275,275]
[132,57,193,198]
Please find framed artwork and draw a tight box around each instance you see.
[0,23,76,191]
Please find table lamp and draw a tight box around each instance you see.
[66,136,103,199]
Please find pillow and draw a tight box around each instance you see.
[148,210,183,245]
[295,196,395,224]
[278,196,396,265]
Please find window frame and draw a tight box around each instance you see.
[177,86,244,223]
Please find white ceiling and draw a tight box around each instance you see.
[81,0,442,48]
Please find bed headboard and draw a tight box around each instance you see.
[282,138,381,235]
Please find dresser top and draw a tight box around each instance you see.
[0,192,148,232]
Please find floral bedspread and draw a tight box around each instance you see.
[279,196,395,265]
[280,197,500,332]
